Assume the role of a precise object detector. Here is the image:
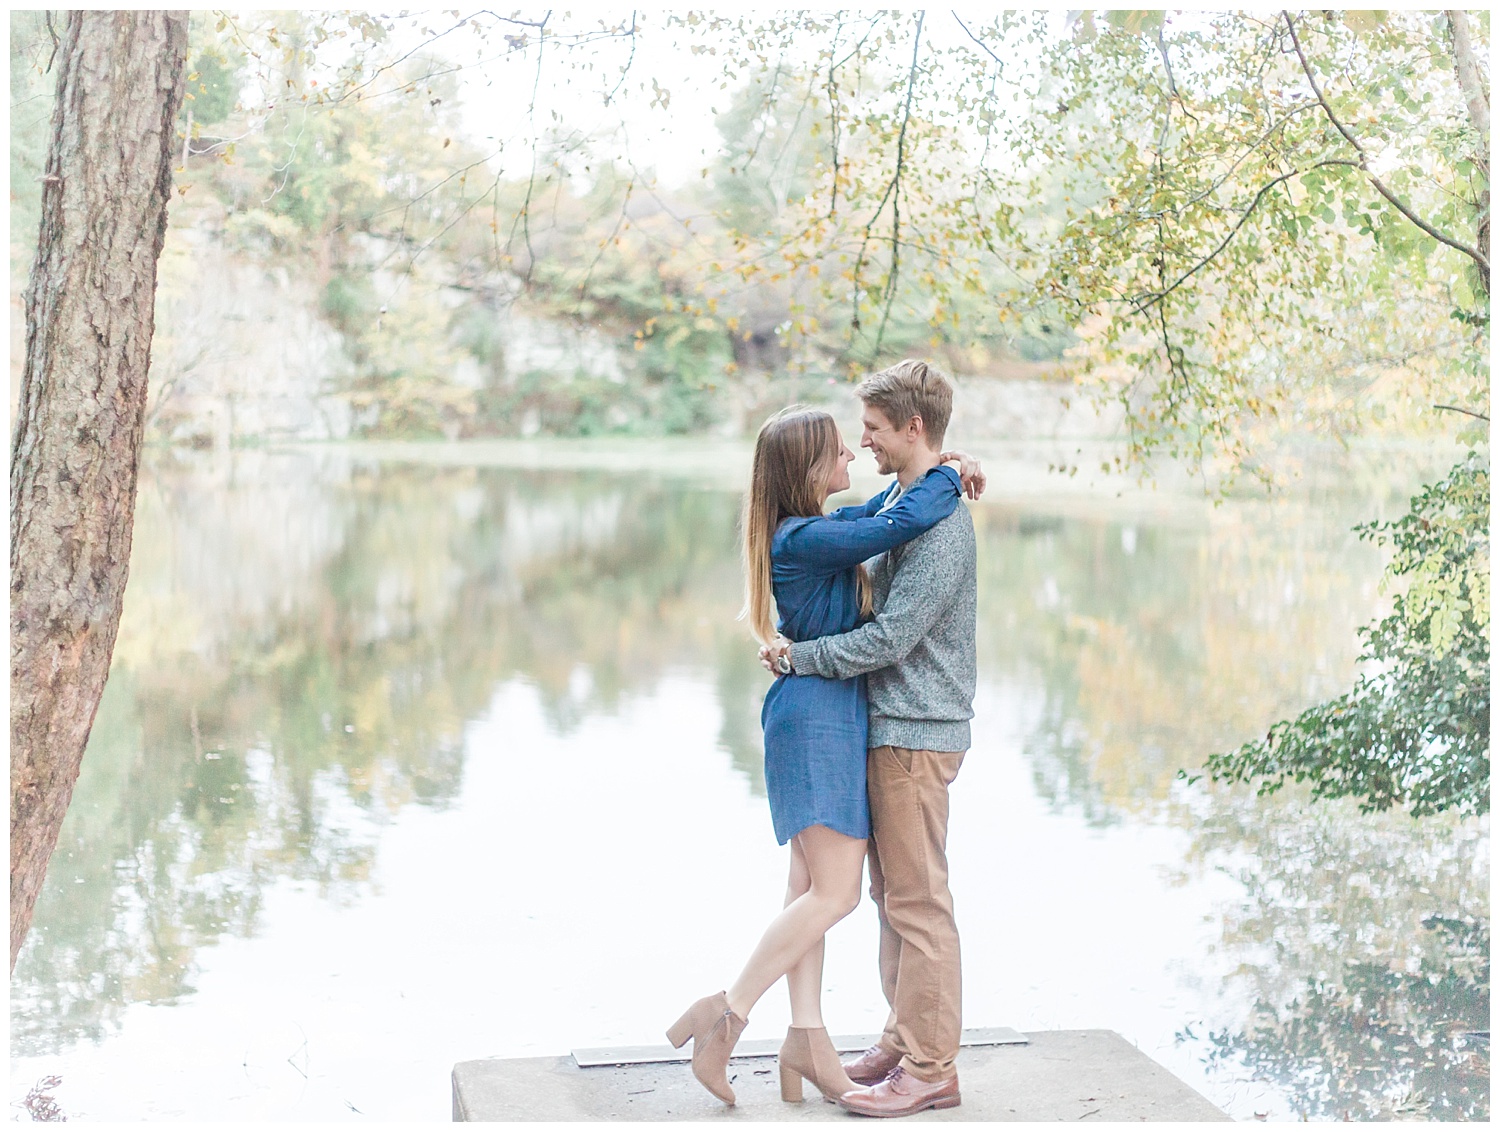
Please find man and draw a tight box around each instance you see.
[762,358,979,1118]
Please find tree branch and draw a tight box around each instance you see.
[832,14,883,71]
[1133,159,1357,313]
[602,10,637,106]
[1433,403,1490,421]
[849,161,899,332]
[507,9,551,285]
[329,12,474,104]
[1284,11,1490,282]
[741,61,787,173]
[43,11,59,72]
[574,175,635,313]
[873,10,924,356]
[825,17,845,219]
[951,11,1003,67]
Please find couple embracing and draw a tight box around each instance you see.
[667,359,983,1118]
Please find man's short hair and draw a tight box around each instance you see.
[856,358,953,449]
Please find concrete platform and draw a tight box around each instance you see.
[452,1029,1230,1121]
[571,1027,1028,1068]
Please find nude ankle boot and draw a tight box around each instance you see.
[666,991,749,1105]
[778,1025,857,1103]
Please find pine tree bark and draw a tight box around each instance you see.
[10,11,187,972]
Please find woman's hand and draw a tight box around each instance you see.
[939,450,987,499]
[758,637,794,674]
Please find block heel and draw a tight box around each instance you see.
[777,1025,856,1104]
[663,991,748,1105]
[665,1009,694,1049]
[779,1063,804,1103]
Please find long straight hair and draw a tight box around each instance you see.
[741,407,872,644]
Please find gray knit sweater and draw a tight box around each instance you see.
[788,485,977,752]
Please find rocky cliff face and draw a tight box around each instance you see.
[139,222,649,446]
[12,212,1119,447]
[146,230,356,447]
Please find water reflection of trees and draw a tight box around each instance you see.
[1205,918,1488,1120]
[16,449,1485,1123]
[1182,791,1489,1120]
[974,496,1384,821]
[971,489,1488,1120]
[13,451,766,1053]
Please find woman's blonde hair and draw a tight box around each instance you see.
[742,406,872,644]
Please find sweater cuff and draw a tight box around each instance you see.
[787,640,822,676]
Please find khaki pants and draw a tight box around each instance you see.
[867,744,966,1082]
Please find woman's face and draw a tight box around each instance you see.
[823,434,856,498]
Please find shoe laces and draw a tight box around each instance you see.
[884,1066,906,1087]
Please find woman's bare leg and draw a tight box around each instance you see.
[786,937,826,1028]
[783,836,826,1027]
[725,824,865,1021]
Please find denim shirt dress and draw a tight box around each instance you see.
[759,466,962,844]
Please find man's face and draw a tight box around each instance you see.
[860,404,919,476]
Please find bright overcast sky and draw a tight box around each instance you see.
[227,9,1066,189]
[421,9,1051,188]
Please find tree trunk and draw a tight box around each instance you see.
[10,11,187,972]
[1447,9,1490,293]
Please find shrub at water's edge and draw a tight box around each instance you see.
[1197,452,1490,817]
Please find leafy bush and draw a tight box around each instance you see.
[184,49,239,126]
[480,370,641,437]
[320,273,376,338]
[1199,452,1490,816]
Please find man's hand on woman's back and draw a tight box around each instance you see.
[759,637,793,674]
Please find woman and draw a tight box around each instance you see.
[666,406,974,1107]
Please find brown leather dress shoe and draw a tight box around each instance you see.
[841,1043,902,1086]
[838,1066,961,1117]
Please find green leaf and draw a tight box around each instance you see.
[1104,10,1165,35]
[1343,11,1389,34]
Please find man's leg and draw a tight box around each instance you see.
[865,743,965,1083]
[840,764,906,1086]
[867,760,902,1049]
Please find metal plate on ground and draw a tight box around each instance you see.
[570,1026,1027,1068]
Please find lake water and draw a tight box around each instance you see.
[10,441,1488,1121]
